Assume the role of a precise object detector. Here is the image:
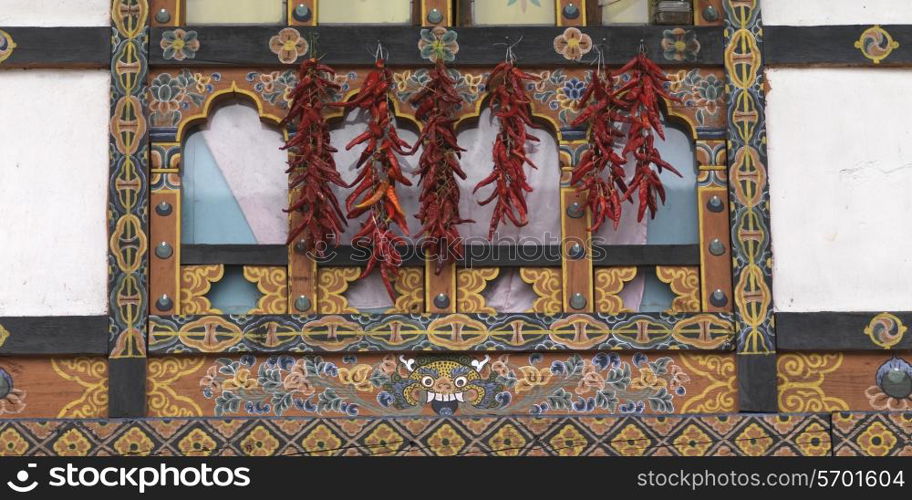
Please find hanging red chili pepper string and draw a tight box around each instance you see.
[475,46,540,240]
[332,48,413,300]
[280,56,347,253]
[570,59,629,231]
[615,44,682,222]
[410,61,472,273]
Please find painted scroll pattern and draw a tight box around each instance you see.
[180,265,224,315]
[520,268,562,314]
[724,1,773,355]
[149,312,736,354]
[110,0,150,358]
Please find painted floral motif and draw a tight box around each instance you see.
[0,368,25,415]
[794,423,830,456]
[418,27,459,63]
[427,424,465,456]
[666,69,724,127]
[549,424,588,456]
[735,423,772,456]
[533,353,687,414]
[240,425,279,456]
[529,69,590,129]
[53,429,91,456]
[855,421,898,456]
[178,428,217,456]
[553,27,593,62]
[0,428,28,456]
[865,357,912,411]
[487,424,527,456]
[269,27,308,64]
[113,427,155,456]
[148,70,222,127]
[301,424,343,456]
[362,423,402,455]
[246,69,356,111]
[673,424,712,456]
[160,29,200,61]
[392,69,485,111]
[610,424,651,456]
[661,28,701,62]
[200,352,690,418]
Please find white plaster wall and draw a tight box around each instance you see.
[0,0,110,26]
[767,68,912,312]
[763,0,912,25]
[0,70,110,315]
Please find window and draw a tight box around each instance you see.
[185,0,286,25]
[181,103,287,245]
[318,0,414,24]
[601,0,651,24]
[468,0,557,25]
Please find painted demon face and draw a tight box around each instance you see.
[399,356,491,416]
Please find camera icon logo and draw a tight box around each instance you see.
[7,463,38,493]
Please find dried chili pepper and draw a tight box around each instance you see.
[474,60,540,240]
[280,57,347,253]
[410,61,472,273]
[332,58,413,300]
[615,50,682,222]
[570,66,629,231]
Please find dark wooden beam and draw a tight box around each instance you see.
[766,25,912,66]
[0,27,110,68]
[0,316,107,355]
[107,358,147,418]
[737,354,778,412]
[149,25,723,67]
[777,311,912,351]
[182,243,701,267]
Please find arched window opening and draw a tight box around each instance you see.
[456,107,561,313]
[328,107,421,311]
[181,102,288,245]
[594,117,698,312]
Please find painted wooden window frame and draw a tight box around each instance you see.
[150,0,435,28]
[103,0,772,417]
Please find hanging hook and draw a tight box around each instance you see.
[638,38,647,55]
[592,45,604,76]
[374,40,387,62]
[499,35,523,63]
[308,31,320,59]
[589,37,609,76]
[494,35,524,63]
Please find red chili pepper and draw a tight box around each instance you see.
[409,61,472,273]
[280,57,346,254]
[333,58,413,300]
[616,52,682,222]
[569,66,629,232]
[475,61,540,240]
[572,51,682,228]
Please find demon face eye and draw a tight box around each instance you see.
[421,376,434,388]
[454,376,468,388]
